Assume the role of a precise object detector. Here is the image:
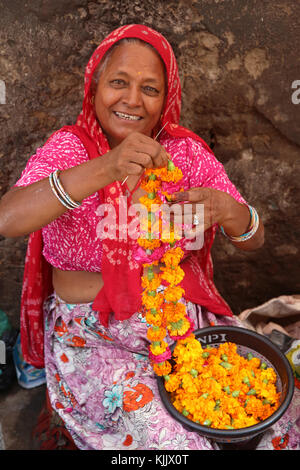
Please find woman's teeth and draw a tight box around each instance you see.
[114,111,141,121]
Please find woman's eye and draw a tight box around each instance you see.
[110,79,126,86]
[143,86,159,95]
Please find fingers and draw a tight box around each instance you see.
[154,146,169,168]
[128,132,168,166]
[168,187,228,231]
[113,132,169,180]
[135,137,168,169]
[170,187,211,203]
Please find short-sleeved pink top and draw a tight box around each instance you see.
[15,131,245,272]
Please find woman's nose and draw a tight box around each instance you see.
[123,85,142,107]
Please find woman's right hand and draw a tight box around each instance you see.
[0,132,168,238]
[104,132,169,182]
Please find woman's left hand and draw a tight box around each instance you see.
[170,187,264,250]
[170,186,233,231]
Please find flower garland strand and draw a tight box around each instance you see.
[137,157,280,431]
[138,158,194,377]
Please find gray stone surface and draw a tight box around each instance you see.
[0,422,5,450]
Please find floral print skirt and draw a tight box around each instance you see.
[44,292,300,450]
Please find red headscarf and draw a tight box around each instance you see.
[20,24,233,368]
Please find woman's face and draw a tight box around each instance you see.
[94,42,166,148]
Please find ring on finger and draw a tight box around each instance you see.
[193,214,200,226]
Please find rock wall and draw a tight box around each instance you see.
[0,0,299,326]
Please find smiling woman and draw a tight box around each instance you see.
[94,40,166,148]
[0,24,297,451]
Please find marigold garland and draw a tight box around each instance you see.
[138,155,193,377]
[137,154,280,431]
[137,160,203,374]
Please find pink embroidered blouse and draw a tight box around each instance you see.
[15,131,246,272]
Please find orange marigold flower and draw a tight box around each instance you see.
[140,178,162,193]
[165,373,182,392]
[147,326,167,342]
[158,167,183,183]
[141,274,161,292]
[141,291,164,310]
[161,247,184,267]
[167,316,191,336]
[160,190,172,201]
[162,302,186,323]
[145,310,165,327]
[153,361,172,377]
[139,195,163,211]
[137,237,161,250]
[144,168,162,178]
[160,265,185,286]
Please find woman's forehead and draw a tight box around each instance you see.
[101,42,166,80]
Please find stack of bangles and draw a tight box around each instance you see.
[49,169,81,210]
[219,204,259,242]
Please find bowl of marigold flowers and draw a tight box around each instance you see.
[157,326,294,448]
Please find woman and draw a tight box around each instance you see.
[0,25,297,450]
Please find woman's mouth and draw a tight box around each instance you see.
[114,111,142,121]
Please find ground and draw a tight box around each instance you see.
[0,381,46,450]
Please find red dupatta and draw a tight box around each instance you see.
[20,24,232,368]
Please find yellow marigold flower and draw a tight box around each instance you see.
[178,333,196,344]
[180,375,199,395]
[137,237,161,250]
[145,310,165,327]
[164,286,185,303]
[167,316,191,336]
[160,265,185,286]
[173,339,203,365]
[141,292,164,310]
[165,373,182,393]
[141,274,161,292]
[161,247,184,267]
[140,218,162,237]
[149,340,169,356]
[140,217,156,233]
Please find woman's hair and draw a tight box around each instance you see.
[91,37,168,94]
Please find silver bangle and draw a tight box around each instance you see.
[49,170,81,210]
[220,205,259,242]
